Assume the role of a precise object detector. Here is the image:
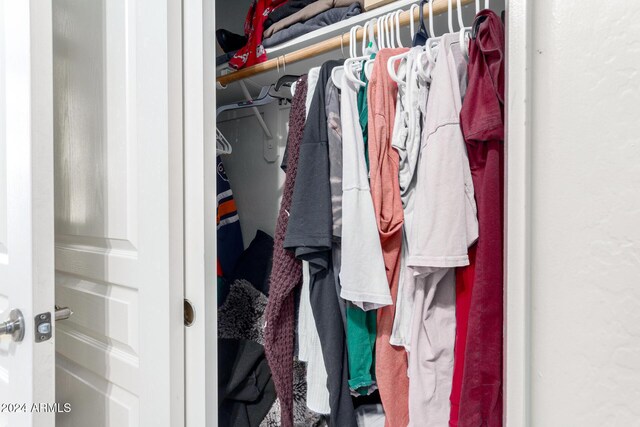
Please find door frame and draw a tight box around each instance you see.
[183,0,218,426]
[182,0,533,426]
[0,1,55,425]
[505,0,532,426]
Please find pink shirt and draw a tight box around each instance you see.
[368,47,410,427]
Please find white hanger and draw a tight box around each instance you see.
[429,0,436,36]
[377,16,385,49]
[351,25,360,57]
[409,4,419,39]
[387,9,412,85]
[424,0,444,61]
[383,15,389,48]
[388,49,410,86]
[456,0,472,57]
[446,0,454,34]
[416,0,442,81]
[427,0,453,50]
[216,128,232,155]
[364,16,387,79]
[381,15,389,49]
[387,14,396,48]
[368,18,378,51]
[456,0,465,30]
[344,21,375,87]
[332,25,362,88]
[475,0,490,12]
[394,10,404,48]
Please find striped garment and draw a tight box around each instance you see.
[217,155,244,276]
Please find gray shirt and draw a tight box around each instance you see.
[325,79,343,239]
[284,59,357,427]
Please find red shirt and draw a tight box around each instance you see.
[456,9,505,427]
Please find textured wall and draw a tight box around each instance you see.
[529,1,640,425]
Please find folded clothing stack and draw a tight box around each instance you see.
[263,0,320,32]
[223,0,362,69]
[262,2,362,48]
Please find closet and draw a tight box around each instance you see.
[214,0,507,426]
[3,0,637,425]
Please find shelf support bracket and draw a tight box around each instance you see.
[238,81,277,162]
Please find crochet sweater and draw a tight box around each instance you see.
[264,75,308,427]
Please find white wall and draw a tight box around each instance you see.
[217,102,289,245]
[528,1,640,425]
[214,0,252,54]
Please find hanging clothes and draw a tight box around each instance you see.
[455,10,505,427]
[217,155,244,276]
[339,70,388,397]
[406,33,478,427]
[449,245,475,427]
[263,75,308,427]
[326,79,349,331]
[367,47,410,427]
[295,66,332,416]
[390,47,424,350]
[357,61,372,170]
[284,60,357,427]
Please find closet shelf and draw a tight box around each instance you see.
[217,0,475,87]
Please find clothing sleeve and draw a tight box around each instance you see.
[284,64,334,271]
[326,81,343,239]
[407,122,478,275]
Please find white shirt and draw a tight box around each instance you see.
[407,38,478,274]
[390,47,424,349]
[338,72,392,309]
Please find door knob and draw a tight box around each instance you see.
[0,309,25,342]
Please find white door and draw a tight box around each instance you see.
[0,1,56,426]
[51,0,184,426]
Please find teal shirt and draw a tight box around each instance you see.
[346,54,378,396]
[357,54,375,172]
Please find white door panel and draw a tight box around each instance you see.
[52,0,184,426]
[0,1,55,426]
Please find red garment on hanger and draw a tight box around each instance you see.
[455,9,505,427]
[229,0,287,70]
[449,245,476,427]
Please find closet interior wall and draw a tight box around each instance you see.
[218,105,290,242]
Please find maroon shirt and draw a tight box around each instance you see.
[457,10,505,427]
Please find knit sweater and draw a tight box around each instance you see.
[264,75,308,427]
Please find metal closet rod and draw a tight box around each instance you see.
[217,0,476,86]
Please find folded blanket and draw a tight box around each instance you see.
[263,0,361,39]
[264,0,319,31]
[262,3,362,48]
